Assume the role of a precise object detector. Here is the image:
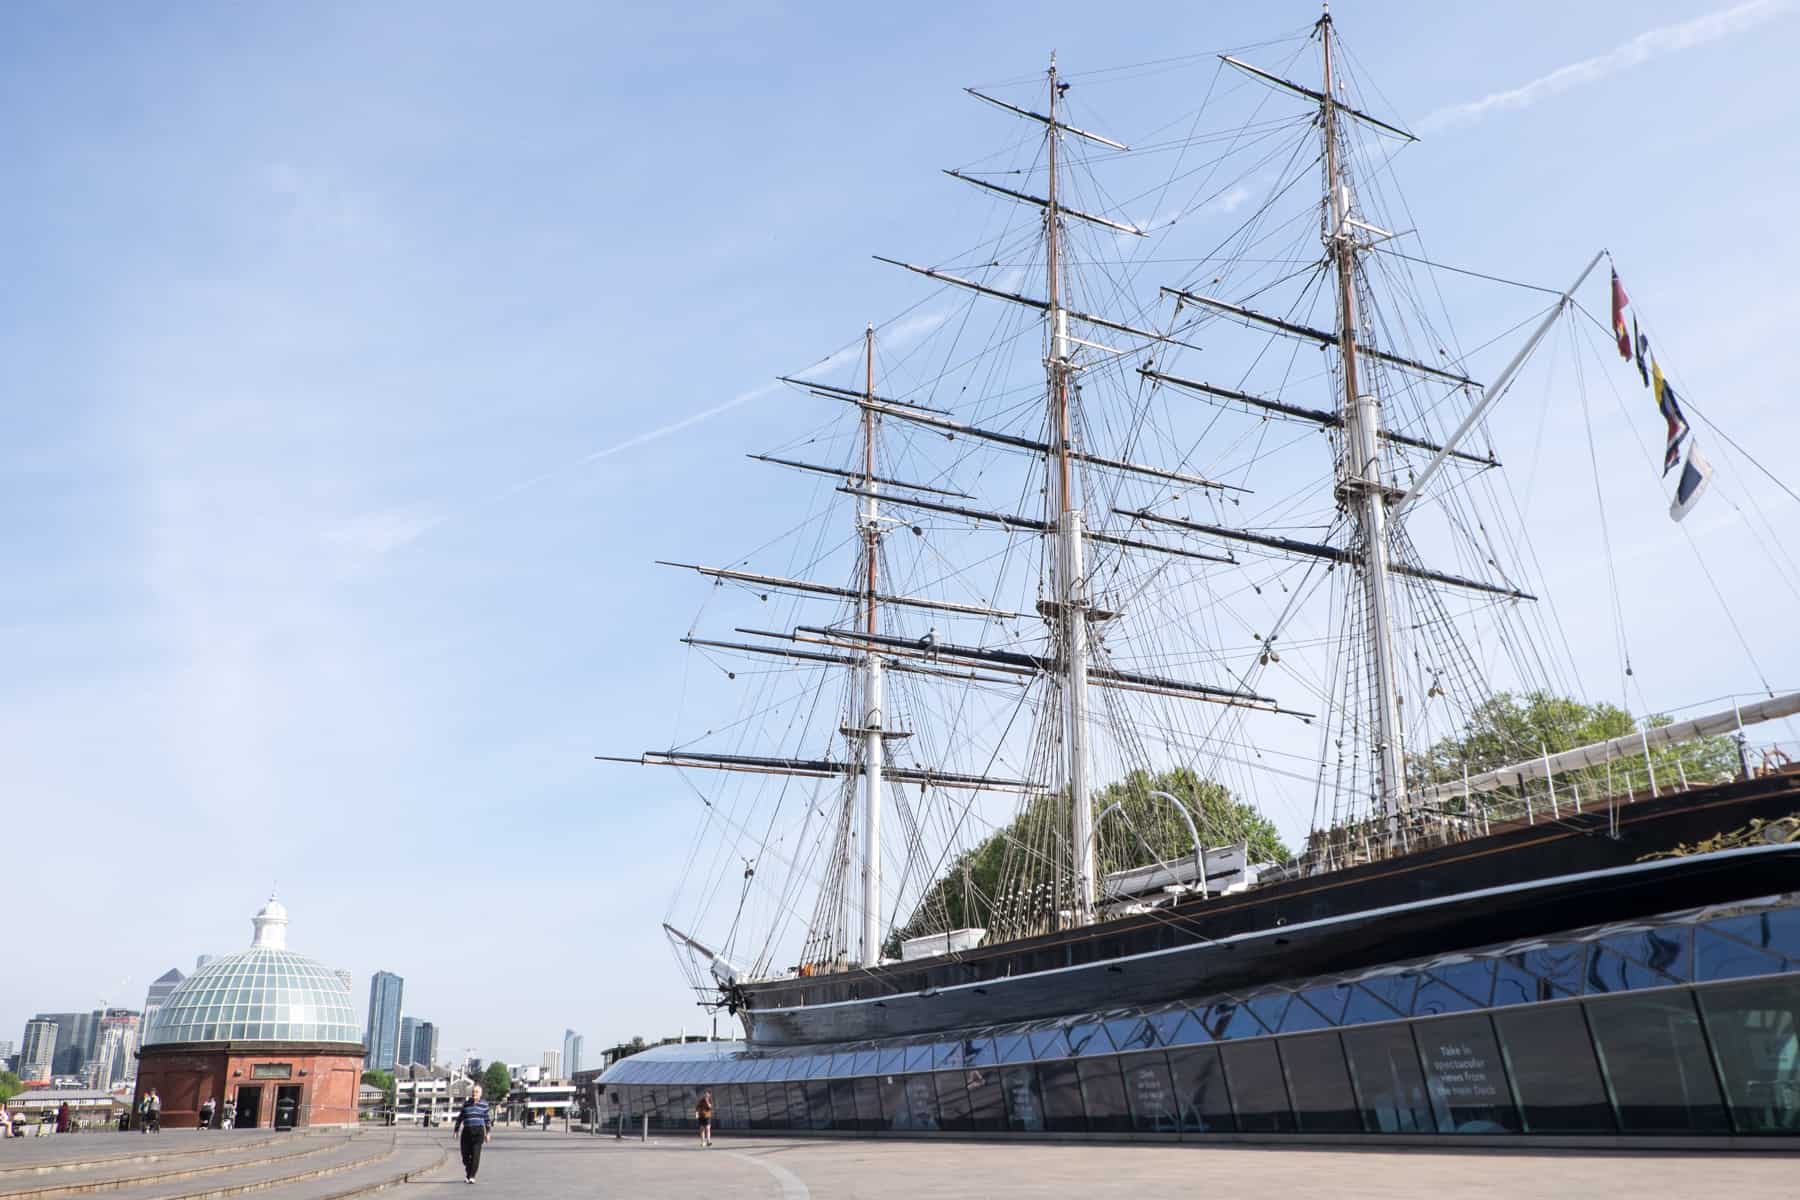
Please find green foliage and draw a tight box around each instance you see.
[892,768,1289,946]
[1415,690,1741,813]
[360,1070,395,1100]
[0,1070,22,1103]
[480,1062,513,1101]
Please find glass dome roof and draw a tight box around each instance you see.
[144,897,360,1047]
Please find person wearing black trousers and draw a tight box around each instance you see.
[452,1085,493,1184]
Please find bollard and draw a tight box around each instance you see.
[640,1115,649,1142]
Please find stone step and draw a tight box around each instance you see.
[0,1136,357,1200]
[230,1141,446,1200]
[0,1133,308,1181]
[89,1135,398,1200]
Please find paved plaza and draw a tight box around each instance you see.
[423,1130,1793,1198]
[3,1127,1794,1200]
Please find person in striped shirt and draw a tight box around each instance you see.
[452,1085,493,1184]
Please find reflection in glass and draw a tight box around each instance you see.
[1076,1057,1131,1133]
[1166,1045,1234,1132]
[933,1070,972,1132]
[785,1083,810,1130]
[877,1075,909,1130]
[903,1074,939,1131]
[852,1077,884,1131]
[966,1067,1005,1132]
[1587,991,1727,1133]
[1037,1059,1087,1133]
[1494,1004,1612,1132]
[1342,1024,1433,1132]
[1001,1064,1045,1132]
[1698,979,1800,1132]
[1415,1014,1518,1133]
[1119,1051,1178,1133]
[1279,1032,1361,1132]
[1221,1039,1294,1132]
[1696,929,1787,984]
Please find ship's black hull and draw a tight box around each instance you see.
[738,772,1800,1045]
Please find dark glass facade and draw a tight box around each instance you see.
[600,894,1800,1139]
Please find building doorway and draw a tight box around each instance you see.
[235,1085,262,1129]
[274,1086,301,1130]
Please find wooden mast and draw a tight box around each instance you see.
[858,324,886,964]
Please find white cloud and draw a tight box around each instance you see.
[1421,0,1796,131]
[326,508,443,555]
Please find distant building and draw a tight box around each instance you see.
[394,1073,472,1126]
[541,1050,560,1078]
[464,1056,483,1078]
[563,1030,583,1076]
[142,968,184,1033]
[0,1039,14,1068]
[195,955,214,971]
[398,1016,419,1066]
[364,971,404,1071]
[88,1010,142,1090]
[20,1019,57,1082]
[334,969,353,991]
[38,1011,98,1077]
[413,1021,438,1069]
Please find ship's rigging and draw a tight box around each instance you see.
[603,12,1794,997]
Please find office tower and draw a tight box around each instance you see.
[89,1010,141,1089]
[414,1022,438,1069]
[364,971,404,1070]
[398,1016,419,1066]
[143,969,184,1034]
[541,1050,560,1077]
[38,1011,98,1077]
[562,1029,583,1076]
[20,1019,57,1082]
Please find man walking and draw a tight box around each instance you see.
[695,1090,713,1146]
[451,1085,492,1185]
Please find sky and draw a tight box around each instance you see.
[4,0,1798,1067]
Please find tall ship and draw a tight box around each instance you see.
[596,10,1800,1141]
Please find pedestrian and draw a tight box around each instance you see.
[199,1096,215,1130]
[695,1090,713,1146]
[0,1103,13,1139]
[148,1091,162,1134]
[541,1108,551,1131]
[137,1093,152,1134]
[451,1085,492,1185]
[55,1102,70,1134]
[222,1100,235,1131]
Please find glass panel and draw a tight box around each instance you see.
[763,1083,789,1129]
[1601,927,1692,981]
[784,1083,809,1129]
[1076,1057,1130,1133]
[1415,1014,1519,1133]
[1105,1016,1156,1053]
[1147,1008,1202,1046]
[932,1070,972,1132]
[747,1083,771,1129]
[852,1077,884,1131]
[1297,984,1352,1026]
[1587,991,1728,1133]
[1278,994,1335,1034]
[824,1078,855,1130]
[1704,908,1800,963]
[1067,1021,1114,1057]
[1342,1023,1433,1133]
[903,1074,939,1131]
[1519,944,1585,996]
[1341,983,1407,1026]
[1585,946,1677,994]
[877,1073,910,1130]
[932,1040,966,1070]
[1245,993,1289,1034]
[1199,1001,1257,1040]
[1279,1032,1361,1132]
[1494,1004,1613,1132]
[723,1085,750,1129]
[803,1079,832,1130]
[1696,929,1787,984]
[961,1036,997,1067]
[1492,960,1557,1008]
[851,1050,881,1075]
[1412,974,1481,1017]
[903,1044,934,1073]
[1220,1039,1293,1132]
[1697,978,1800,1132]
[994,1032,1034,1063]
[1029,1028,1070,1061]
[1432,960,1497,1009]
[875,1046,907,1075]
[1001,1064,1045,1132]
[966,1066,1005,1132]
[1358,973,1418,1018]
[1037,1058,1087,1132]
[1119,1051,1178,1134]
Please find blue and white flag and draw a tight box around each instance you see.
[1669,442,1713,523]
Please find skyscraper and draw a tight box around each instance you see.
[38,1011,98,1077]
[364,971,404,1070]
[413,1022,438,1069]
[88,1010,141,1090]
[562,1029,583,1076]
[541,1050,560,1078]
[398,1016,419,1067]
[20,1019,57,1082]
[142,968,184,1034]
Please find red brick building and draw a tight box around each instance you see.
[134,898,365,1129]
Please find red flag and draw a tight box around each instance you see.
[1611,270,1631,359]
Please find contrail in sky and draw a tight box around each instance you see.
[1420,0,1794,131]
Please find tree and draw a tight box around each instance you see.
[1415,690,1740,812]
[480,1062,513,1102]
[360,1069,395,1103]
[891,768,1289,946]
[0,1070,21,1103]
